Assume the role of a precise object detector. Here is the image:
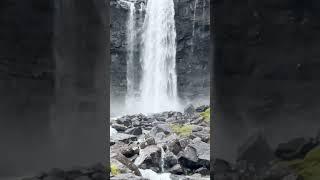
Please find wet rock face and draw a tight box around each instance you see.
[110,0,210,102]
[213,0,320,162]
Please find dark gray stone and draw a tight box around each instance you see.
[111,133,137,144]
[125,127,143,135]
[275,137,318,160]
[112,123,127,132]
[168,139,182,155]
[134,145,162,173]
[237,133,274,172]
[150,124,172,136]
[168,164,184,175]
[184,104,196,116]
[195,167,210,176]
[164,151,178,169]
[195,105,209,112]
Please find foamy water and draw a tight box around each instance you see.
[139,169,172,180]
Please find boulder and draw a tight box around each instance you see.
[184,104,195,116]
[112,123,127,132]
[178,146,201,169]
[139,137,156,149]
[190,116,204,125]
[121,145,140,158]
[125,127,143,135]
[237,133,274,172]
[132,117,141,127]
[191,132,210,143]
[191,125,203,132]
[163,151,178,169]
[150,123,172,136]
[116,116,132,127]
[155,132,166,141]
[195,167,210,176]
[188,139,210,167]
[195,105,209,112]
[111,133,137,144]
[275,137,318,160]
[179,138,191,149]
[134,145,162,173]
[168,164,184,175]
[167,139,182,155]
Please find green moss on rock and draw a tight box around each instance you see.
[200,108,210,122]
[279,148,320,180]
[111,164,120,176]
[170,124,193,137]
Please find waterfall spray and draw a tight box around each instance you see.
[138,0,180,114]
[125,2,137,112]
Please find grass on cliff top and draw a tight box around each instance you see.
[170,124,193,137]
[277,147,320,180]
[200,108,210,122]
[110,164,120,176]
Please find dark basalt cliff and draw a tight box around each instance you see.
[110,0,210,105]
[213,0,320,162]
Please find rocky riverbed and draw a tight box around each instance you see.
[110,105,211,180]
[214,132,320,180]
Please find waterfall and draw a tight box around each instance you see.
[191,0,199,53]
[138,0,180,114]
[125,1,137,112]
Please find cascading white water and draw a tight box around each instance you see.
[138,0,180,114]
[125,1,138,112]
[139,169,171,180]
